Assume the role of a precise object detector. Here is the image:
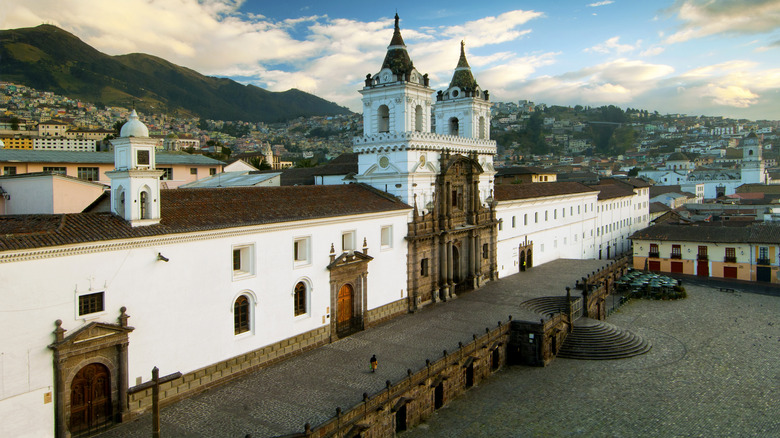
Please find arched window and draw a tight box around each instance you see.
[378,105,390,133]
[449,117,459,136]
[415,105,423,132]
[115,187,125,217]
[234,295,250,335]
[139,191,148,219]
[479,116,486,139]
[294,282,307,316]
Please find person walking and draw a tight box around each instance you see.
[370,354,378,373]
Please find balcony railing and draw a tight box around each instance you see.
[648,251,660,258]
[757,257,771,266]
[697,254,708,261]
[723,256,737,263]
[670,253,682,259]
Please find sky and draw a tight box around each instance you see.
[2,0,780,120]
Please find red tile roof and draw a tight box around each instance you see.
[495,182,597,201]
[0,184,410,252]
[588,183,636,200]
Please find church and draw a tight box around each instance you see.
[0,15,650,437]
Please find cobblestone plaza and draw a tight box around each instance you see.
[407,280,780,437]
[100,260,780,437]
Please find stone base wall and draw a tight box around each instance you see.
[299,320,510,437]
[508,314,571,367]
[126,325,330,417]
[365,298,408,328]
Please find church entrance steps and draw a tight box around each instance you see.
[557,318,652,360]
[519,296,572,316]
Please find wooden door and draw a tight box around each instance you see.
[70,363,112,434]
[757,266,771,282]
[697,261,709,277]
[337,284,353,330]
[723,266,738,279]
[671,261,684,273]
[648,260,661,272]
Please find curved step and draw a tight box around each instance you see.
[520,296,573,316]
[558,320,651,360]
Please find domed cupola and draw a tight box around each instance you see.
[433,41,492,139]
[107,110,164,226]
[448,41,479,92]
[381,14,414,79]
[439,42,485,102]
[120,109,149,138]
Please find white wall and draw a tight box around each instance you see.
[495,192,599,278]
[0,209,409,433]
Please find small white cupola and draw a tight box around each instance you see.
[106,110,164,226]
[433,41,492,140]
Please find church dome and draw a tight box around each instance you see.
[120,109,149,138]
[381,14,414,77]
[449,41,479,91]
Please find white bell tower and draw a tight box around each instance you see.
[106,110,164,226]
[434,41,492,140]
[359,13,433,136]
[741,131,766,184]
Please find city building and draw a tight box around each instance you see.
[0,148,223,188]
[630,222,780,282]
[0,18,652,437]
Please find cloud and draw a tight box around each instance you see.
[702,84,759,107]
[438,10,543,46]
[640,46,665,57]
[588,1,614,7]
[1,2,550,111]
[584,37,639,54]
[665,0,780,43]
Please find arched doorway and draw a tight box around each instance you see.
[70,363,112,434]
[519,250,526,272]
[337,284,354,335]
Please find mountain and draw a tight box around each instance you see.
[0,25,352,122]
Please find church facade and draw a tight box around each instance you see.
[0,16,651,437]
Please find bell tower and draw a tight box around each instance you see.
[434,41,492,140]
[359,13,432,136]
[741,131,766,184]
[106,110,164,226]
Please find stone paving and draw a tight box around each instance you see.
[405,279,780,437]
[99,259,780,437]
[99,259,605,437]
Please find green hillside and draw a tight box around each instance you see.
[0,25,352,122]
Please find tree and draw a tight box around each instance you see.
[9,117,20,130]
[628,167,640,177]
[295,158,317,168]
[247,156,271,170]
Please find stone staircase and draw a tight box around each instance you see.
[558,318,651,360]
[519,296,572,316]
